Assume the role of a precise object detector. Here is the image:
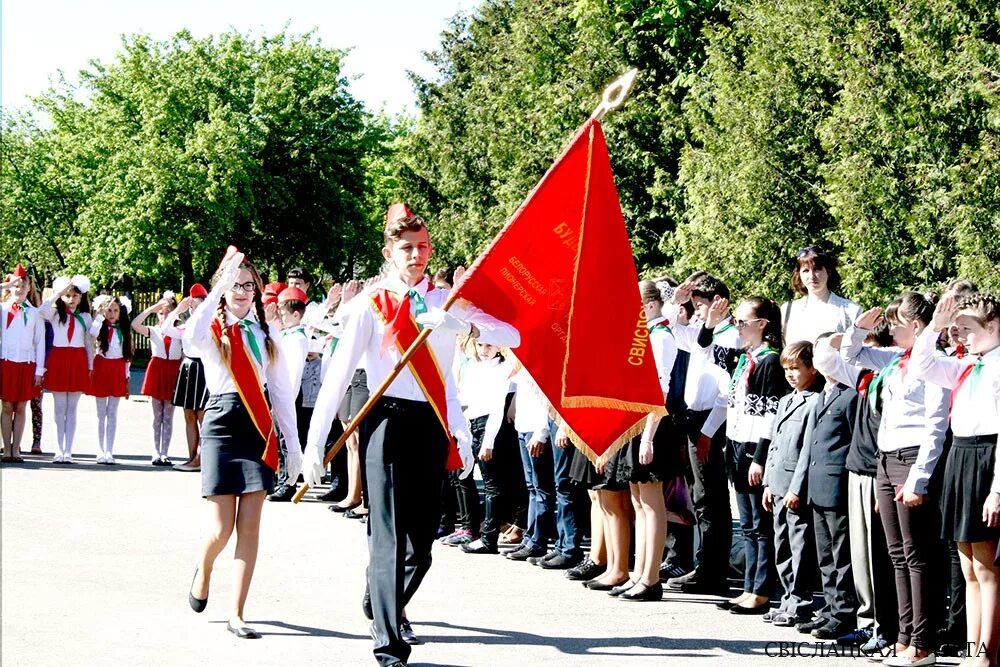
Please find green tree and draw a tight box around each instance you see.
[5,30,387,290]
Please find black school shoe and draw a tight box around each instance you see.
[565,559,604,581]
[267,484,297,502]
[462,539,499,554]
[541,553,583,570]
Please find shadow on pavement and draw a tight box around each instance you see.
[415,620,778,659]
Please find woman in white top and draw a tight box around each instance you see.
[911,292,1000,667]
[185,248,301,640]
[781,246,862,345]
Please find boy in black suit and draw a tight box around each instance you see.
[793,333,859,638]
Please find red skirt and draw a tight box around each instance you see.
[141,357,181,402]
[44,347,91,394]
[89,356,129,398]
[0,360,40,402]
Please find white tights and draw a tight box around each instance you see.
[52,392,82,456]
[95,397,121,456]
[151,399,175,458]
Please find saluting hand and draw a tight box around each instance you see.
[931,295,958,333]
[705,297,730,329]
[854,307,883,331]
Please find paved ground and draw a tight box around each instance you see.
[2,392,942,666]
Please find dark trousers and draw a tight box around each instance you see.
[941,539,967,643]
[734,486,775,596]
[813,504,857,626]
[275,395,316,487]
[553,434,581,557]
[518,429,556,550]
[685,409,732,583]
[448,471,481,534]
[875,448,936,651]
[361,397,449,666]
[664,522,694,571]
[472,412,523,547]
[774,499,815,619]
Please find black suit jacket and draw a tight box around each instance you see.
[797,383,858,509]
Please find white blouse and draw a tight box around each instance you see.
[1,300,47,372]
[184,282,302,452]
[781,292,862,345]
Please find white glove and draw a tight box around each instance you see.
[416,308,472,336]
[454,427,475,480]
[284,439,303,486]
[302,442,325,487]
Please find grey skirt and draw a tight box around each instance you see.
[200,392,275,497]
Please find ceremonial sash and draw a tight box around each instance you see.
[370,288,463,471]
[210,318,279,471]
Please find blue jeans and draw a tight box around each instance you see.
[518,429,556,550]
[735,487,775,596]
[552,434,581,557]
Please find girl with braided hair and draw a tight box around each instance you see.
[184,247,302,640]
[912,291,1000,667]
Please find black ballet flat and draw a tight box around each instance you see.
[584,578,629,592]
[226,621,261,639]
[188,569,207,613]
[328,501,361,513]
[620,581,663,602]
[344,508,368,520]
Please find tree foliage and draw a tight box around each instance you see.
[396,0,1000,304]
[2,30,391,290]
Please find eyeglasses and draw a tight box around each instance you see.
[231,281,257,294]
[735,318,766,328]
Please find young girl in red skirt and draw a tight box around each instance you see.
[133,292,182,465]
[1,265,46,463]
[88,295,133,464]
[41,276,92,463]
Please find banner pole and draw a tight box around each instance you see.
[293,68,639,504]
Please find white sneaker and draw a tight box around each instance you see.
[53,453,64,463]
[64,454,74,464]
[105,454,116,465]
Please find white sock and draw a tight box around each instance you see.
[96,397,109,455]
[104,397,119,456]
[53,393,67,456]
[151,400,163,458]
[160,403,175,458]
[63,392,81,455]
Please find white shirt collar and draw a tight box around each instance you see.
[648,315,668,328]
[225,307,259,327]
[383,275,430,299]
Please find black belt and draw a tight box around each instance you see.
[953,434,999,447]
[876,446,919,461]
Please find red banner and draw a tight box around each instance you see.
[452,119,665,463]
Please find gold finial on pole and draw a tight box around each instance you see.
[590,68,639,121]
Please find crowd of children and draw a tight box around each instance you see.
[2,240,999,667]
